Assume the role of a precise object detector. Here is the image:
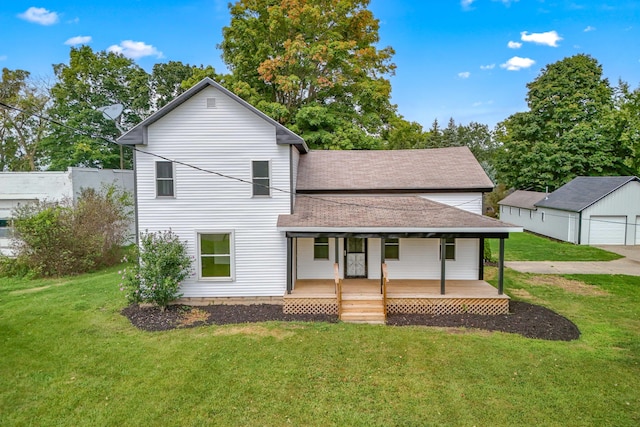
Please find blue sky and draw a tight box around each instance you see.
[1,0,639,128]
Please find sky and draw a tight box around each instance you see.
[1,0,639,128]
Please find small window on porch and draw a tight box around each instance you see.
[439,238,456,260]
[313,237,329,260]
[384,238,399,260]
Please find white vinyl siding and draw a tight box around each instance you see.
[636,216,640,245]
[582,181,640,246]
[421,193,483,214]
[135,85,291,297]
[588,216,626,245]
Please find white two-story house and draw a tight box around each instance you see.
[118,78,520,321]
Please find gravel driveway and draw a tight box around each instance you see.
[506,245,640,276]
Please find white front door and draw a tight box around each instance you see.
[346,238,367,277]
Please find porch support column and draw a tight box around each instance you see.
[478,238,485,280]
[440,237,446,295]
[380,237,385,293]
[334,237,339,266]
[286,237,293,294]
[498,238,505,295]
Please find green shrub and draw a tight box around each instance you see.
[483,241,494,263]
[120,230,193,309]
[9,185,132,277]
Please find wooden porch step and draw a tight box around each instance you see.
[339,312,386,324]
[339,295,386,324]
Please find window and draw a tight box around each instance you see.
[541,212,545,222]
[314,237,329,260]
[252,160,270,196]
[530,210,533,219]
[384,238,399,260]
[156,161,174,197]
[439,238,456,260]
[0,219,12,238]
[199,233,233,279]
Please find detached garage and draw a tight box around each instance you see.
[500,176,640,246]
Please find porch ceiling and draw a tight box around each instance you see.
[278,195,521,236]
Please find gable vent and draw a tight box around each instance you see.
[206,97,216,108]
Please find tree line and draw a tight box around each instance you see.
[1,0,638,193]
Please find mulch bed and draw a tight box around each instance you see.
[121,300,580,341]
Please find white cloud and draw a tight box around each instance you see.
[520,30,562,47]
[508,41,522,49]
[18,7,59,25]
[480,64,496,70]
[461,0,475,9]
[500,56,535,71]
[64,36,92,46]
[107,40,163,59]
[584,26,596,32]
[458,71,471,79]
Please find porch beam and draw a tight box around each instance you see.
[498,238,505,295]
[440,237,446,295]
[285,231,510,239]
[478,238,485,280]
[286,237,293,294]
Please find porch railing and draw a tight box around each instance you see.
[381,263,388,317]
[334,263,342,317]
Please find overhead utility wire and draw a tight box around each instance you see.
[0,101,515,215]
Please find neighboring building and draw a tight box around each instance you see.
[118,78,521,321]
[499,176,640,245]
[0,168,134,255]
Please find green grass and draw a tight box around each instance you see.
[1,267,639,426]
[488,231,623,261]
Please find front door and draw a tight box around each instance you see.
[345,238,367,278]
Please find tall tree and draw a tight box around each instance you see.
[151,62,219,109]
[0,68,51,171]
[495,54,631,191]
[610,80,640,175]
[219,0,396,149]
[42,46,151,170]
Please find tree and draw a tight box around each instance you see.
[151,62,219,109]
[610,80,640,175]
[42,46,151,170]
[219,0,397,149]
[0,68,51,171]
[495,54,631,191]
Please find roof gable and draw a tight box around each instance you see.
[535,176,640,212]
[296,147,493,193]
[117,77,307,152]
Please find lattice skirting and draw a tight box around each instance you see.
[283,298,338,315]
[387,298,509,315]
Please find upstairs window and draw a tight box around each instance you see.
[439,238,456,260]
[156,161,174,197]
[252,160,270,196]
[384,238,399,260]
[314,237,329,260]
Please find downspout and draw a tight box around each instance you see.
[577,211,582,245]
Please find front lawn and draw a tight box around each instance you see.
[488,231,623,261]
[1,267,638,426]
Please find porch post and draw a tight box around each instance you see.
[380,237,385,293]
[478,238,485,280]
[440,237,446,295]
[334,237,339,267]
[498,238,505,295]
[286,237,293,294]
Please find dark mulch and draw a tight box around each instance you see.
[121,300,580,341]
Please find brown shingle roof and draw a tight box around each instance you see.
[296,147,494,192]
[498,190,547,210]
[277,196,519,231]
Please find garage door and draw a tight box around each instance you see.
[636,216,640,245]
[589,216,626,245]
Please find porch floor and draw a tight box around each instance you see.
[288,279,508,299]
[284,279,509,316]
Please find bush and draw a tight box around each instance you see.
[9,185,132,277]
[484,241,494,263]
[120,230,193,309]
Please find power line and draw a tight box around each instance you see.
[0,100,488,214]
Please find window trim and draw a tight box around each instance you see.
[197,231,235,281]
[251,159,271,197]
[155,161,175,198]
[384,238,400,260]
[313,237,330,260]
[439,238,456,261]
